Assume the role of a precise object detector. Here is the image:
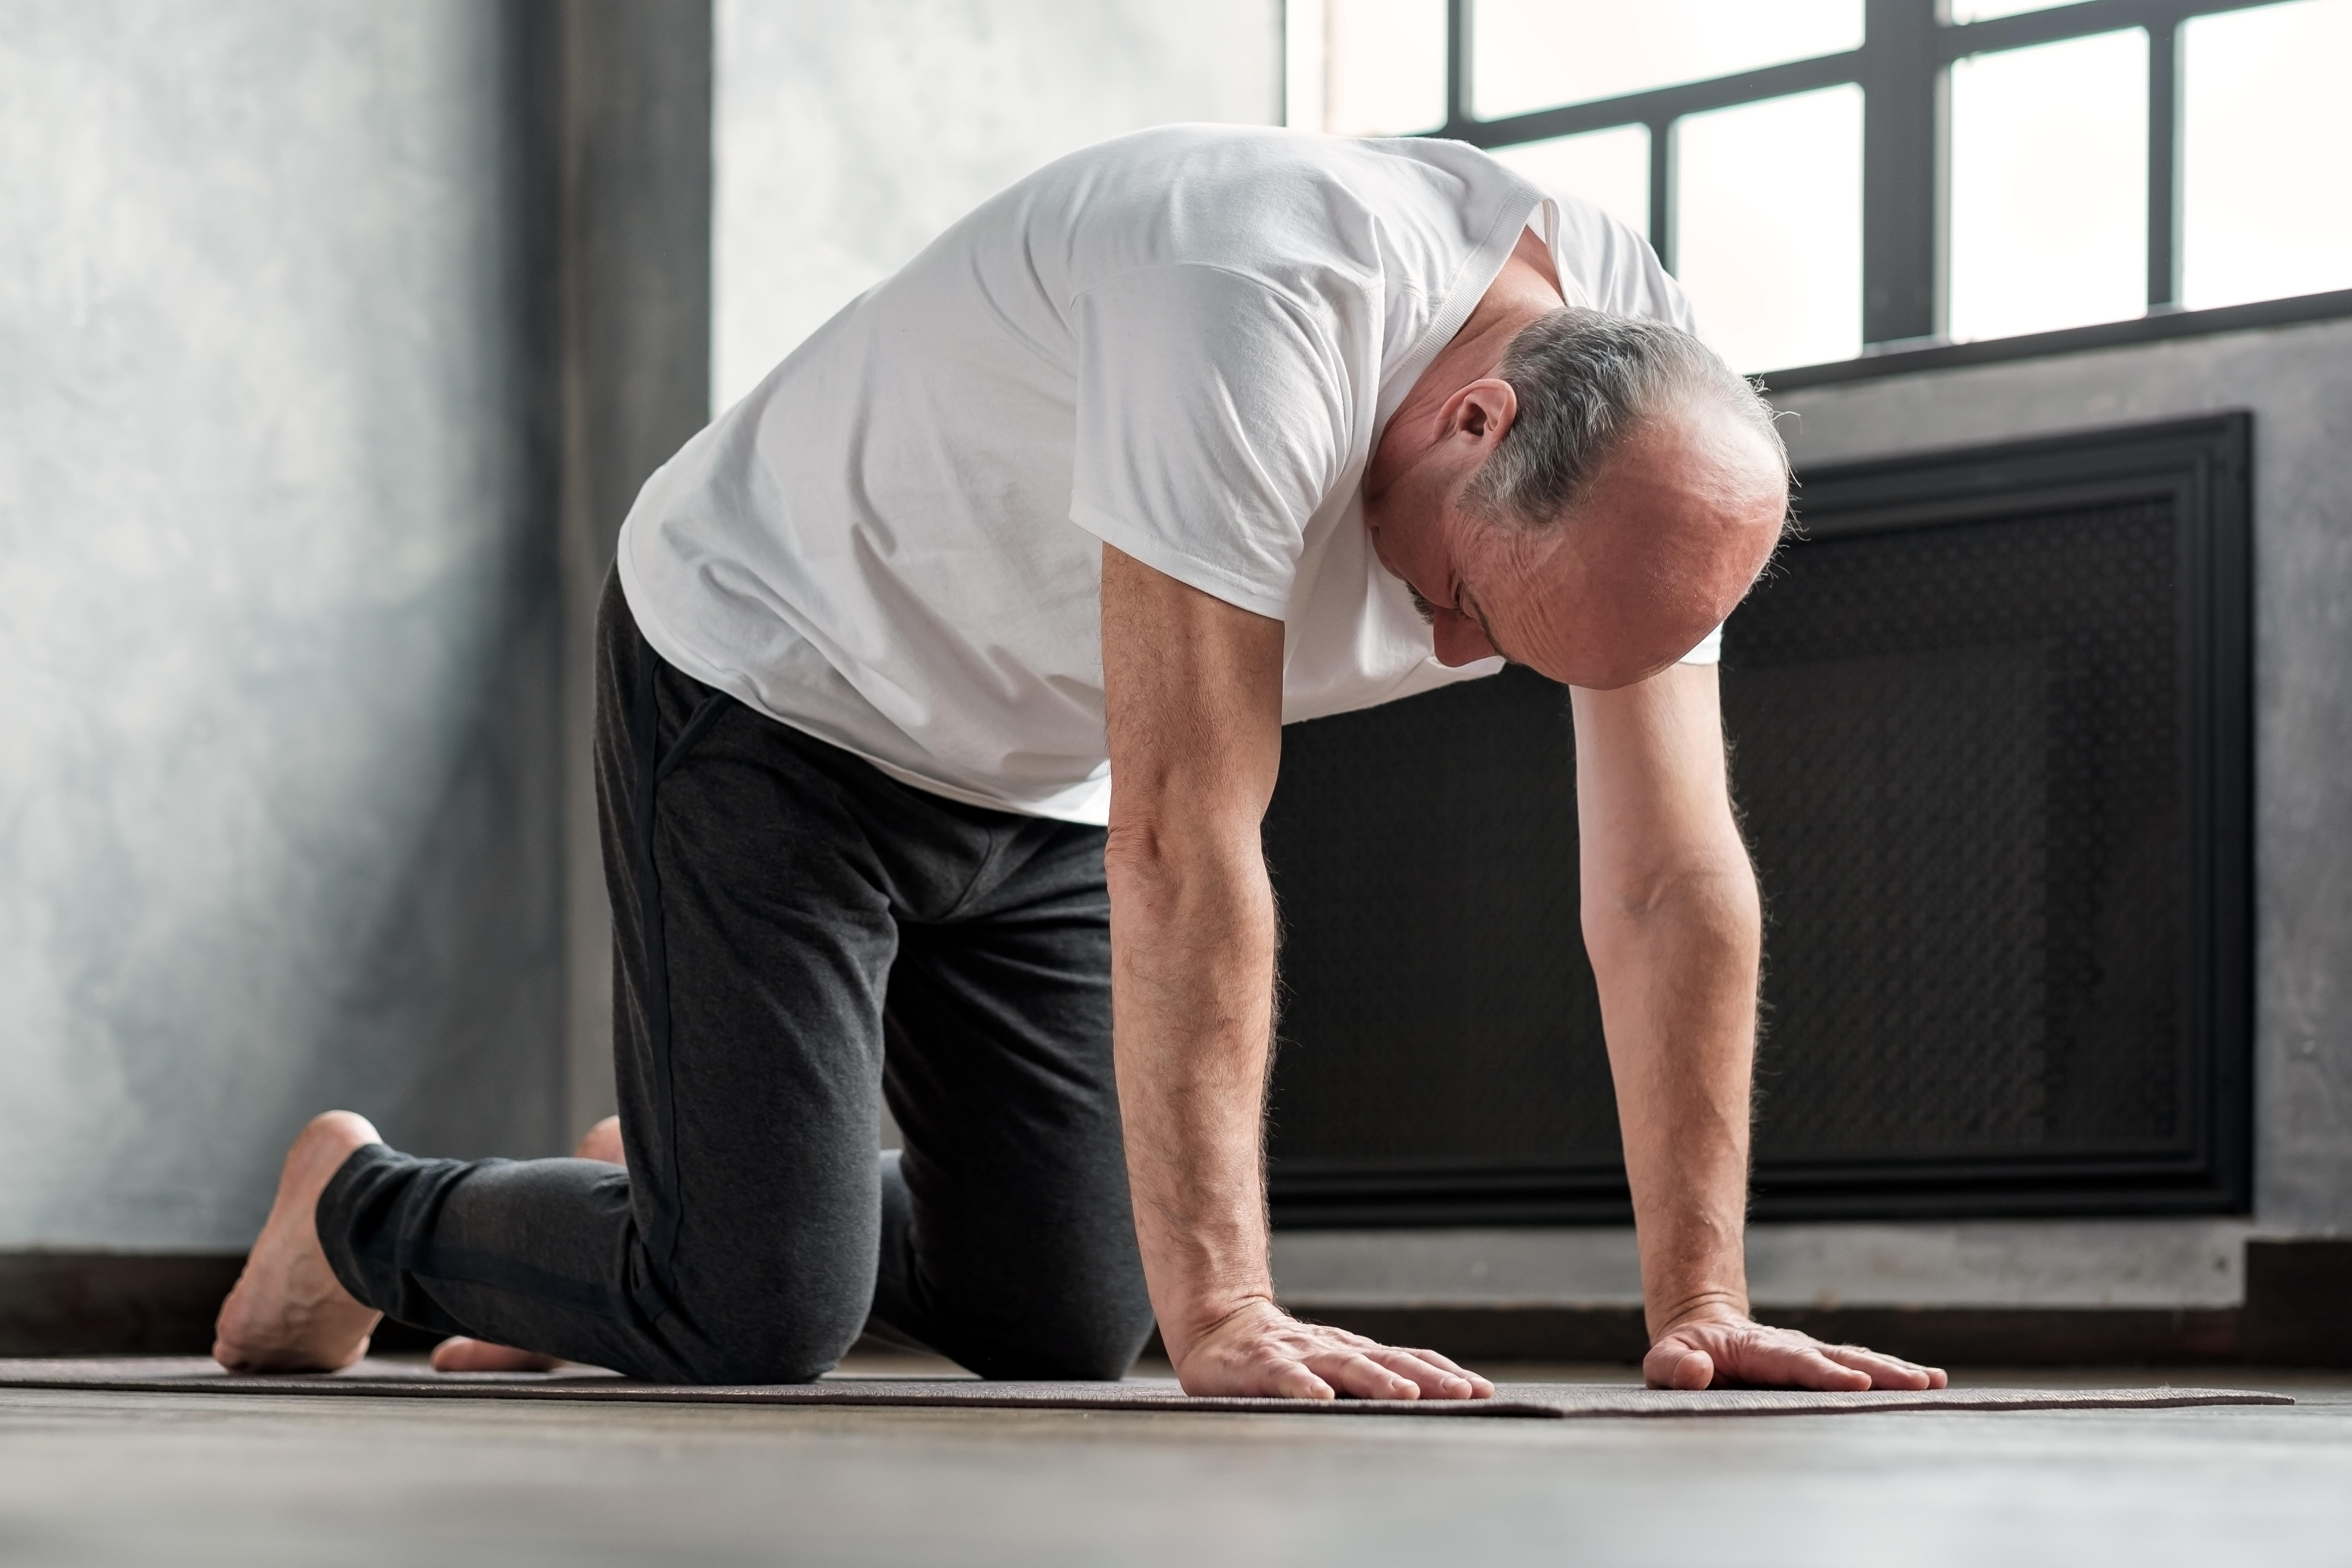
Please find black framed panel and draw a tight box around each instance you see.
[1263,413,2252,1227]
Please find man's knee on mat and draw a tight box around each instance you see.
[655,1267,873,1386]
[945,1290,1157,1381]
[677,1316,867,1386]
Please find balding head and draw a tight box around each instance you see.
[1470,391,1789,686]
[1363,306,1789,688]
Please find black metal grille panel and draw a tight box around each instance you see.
[1728,503,2182,1165]
[1264,416,2250,1225]
[1263,667,1616,1172]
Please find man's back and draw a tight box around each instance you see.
[618,125,1685,823]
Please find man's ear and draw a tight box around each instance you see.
[1450,377,1519,448]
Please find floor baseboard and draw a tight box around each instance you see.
[2242,1239,2352,1367]
[4,1241,2342,1366]
[0,1253,245,1356]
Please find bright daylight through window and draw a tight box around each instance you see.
[1286,0,2352,373]
[1948,28,2148,342]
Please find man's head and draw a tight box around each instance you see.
[1362,307,1790,689]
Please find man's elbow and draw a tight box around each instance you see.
[1104,808,1267,911]
[1582,857,1761,963]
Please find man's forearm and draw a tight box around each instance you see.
[1570,667,1761,1340]
[1102,823,1281,1363]
[1584,865,1761,1338]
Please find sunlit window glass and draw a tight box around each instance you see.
[1948,29,2148,342]
[1674,85,1864,373]
[1947,0,2076,21]
[2180,0,2352,310]
[1324,0,1448,136]
[1286,0,1330,130]
[1473,0,1863,121]
[1489,125,1651,239]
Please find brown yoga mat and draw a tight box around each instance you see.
[0,1358,2291,1419]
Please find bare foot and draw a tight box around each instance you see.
[432,1336,567,1374]
[573,1114,622,1167]
[213,1111,385,1373]
[429,1116,624,1374]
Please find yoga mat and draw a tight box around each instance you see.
[0,1358,2291,1419]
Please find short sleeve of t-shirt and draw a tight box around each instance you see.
[1066,265,1353,621]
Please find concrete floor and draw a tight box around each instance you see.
[1,1361,2346,1567]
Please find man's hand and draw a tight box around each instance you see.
[1176,1298,1495,1401]
[1644,1304,1949,1392]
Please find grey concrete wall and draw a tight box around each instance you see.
[1276,316,2352,1310]
[0,2,565,1248]
[533,0,715,1140]
[712,0,1285,409]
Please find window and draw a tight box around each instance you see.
[1289,0,2352,372]
[1948,29,2149,341]
[1675,85,1865,372]
[2178,1,2352,309]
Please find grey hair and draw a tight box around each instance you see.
[1460,307,1789,531]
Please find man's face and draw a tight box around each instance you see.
[1371,395,1788,688]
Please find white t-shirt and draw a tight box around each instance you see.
[618,125,1708,825]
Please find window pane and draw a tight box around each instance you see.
[1948,30,2147,342]
[1325,0,1447,136]
[1286,0,1329,129]
[1474,0,1862,120]
[2181,0,2352,309]
[1947,1,2074,22]
[1674,85,1863,373]
[1490,125,1651,238]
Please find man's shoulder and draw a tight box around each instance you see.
[999,128,1538,299]
[1022,125,1525,227]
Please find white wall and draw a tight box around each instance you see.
[1277,316,2352,1312]
[713,0,1284,411]
[0,2,563,1249]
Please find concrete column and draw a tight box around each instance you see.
[515,0,714,1138]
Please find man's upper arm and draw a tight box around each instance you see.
[1100,544,1286,846]
[1569,663,1752,921]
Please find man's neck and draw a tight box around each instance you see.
[1366,228,1565,499]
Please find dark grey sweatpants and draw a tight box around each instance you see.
[315,571,1155,1382]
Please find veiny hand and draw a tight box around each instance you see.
[1644,1307,1948,1391]
[1175,1298,1496,1401]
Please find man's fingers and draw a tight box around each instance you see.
[1397,1344,1495,1397]
[1174,1305,1493,1401]
[1821,1343,1947,1390]
[1265,1359,1337,1401]
[1364,1345,1492,1399]
[1655,1329,1867,1391]
[1644,1319,1951,1393]
[1318,1351,1421,1400]
[1767,1345,1873,1391]
[1644,1342,1716,1389]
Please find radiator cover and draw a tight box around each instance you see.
[1263,414,2252,1225]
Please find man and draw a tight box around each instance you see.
[216,126,1943,1399]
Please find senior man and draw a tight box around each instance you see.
[216,125,1943,1400]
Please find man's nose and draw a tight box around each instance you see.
[1430,610,1496,667]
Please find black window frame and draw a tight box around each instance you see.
[1407,0,2345,366]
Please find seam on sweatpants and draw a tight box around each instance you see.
[657,691,732,785]
[630,641,713,1320]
